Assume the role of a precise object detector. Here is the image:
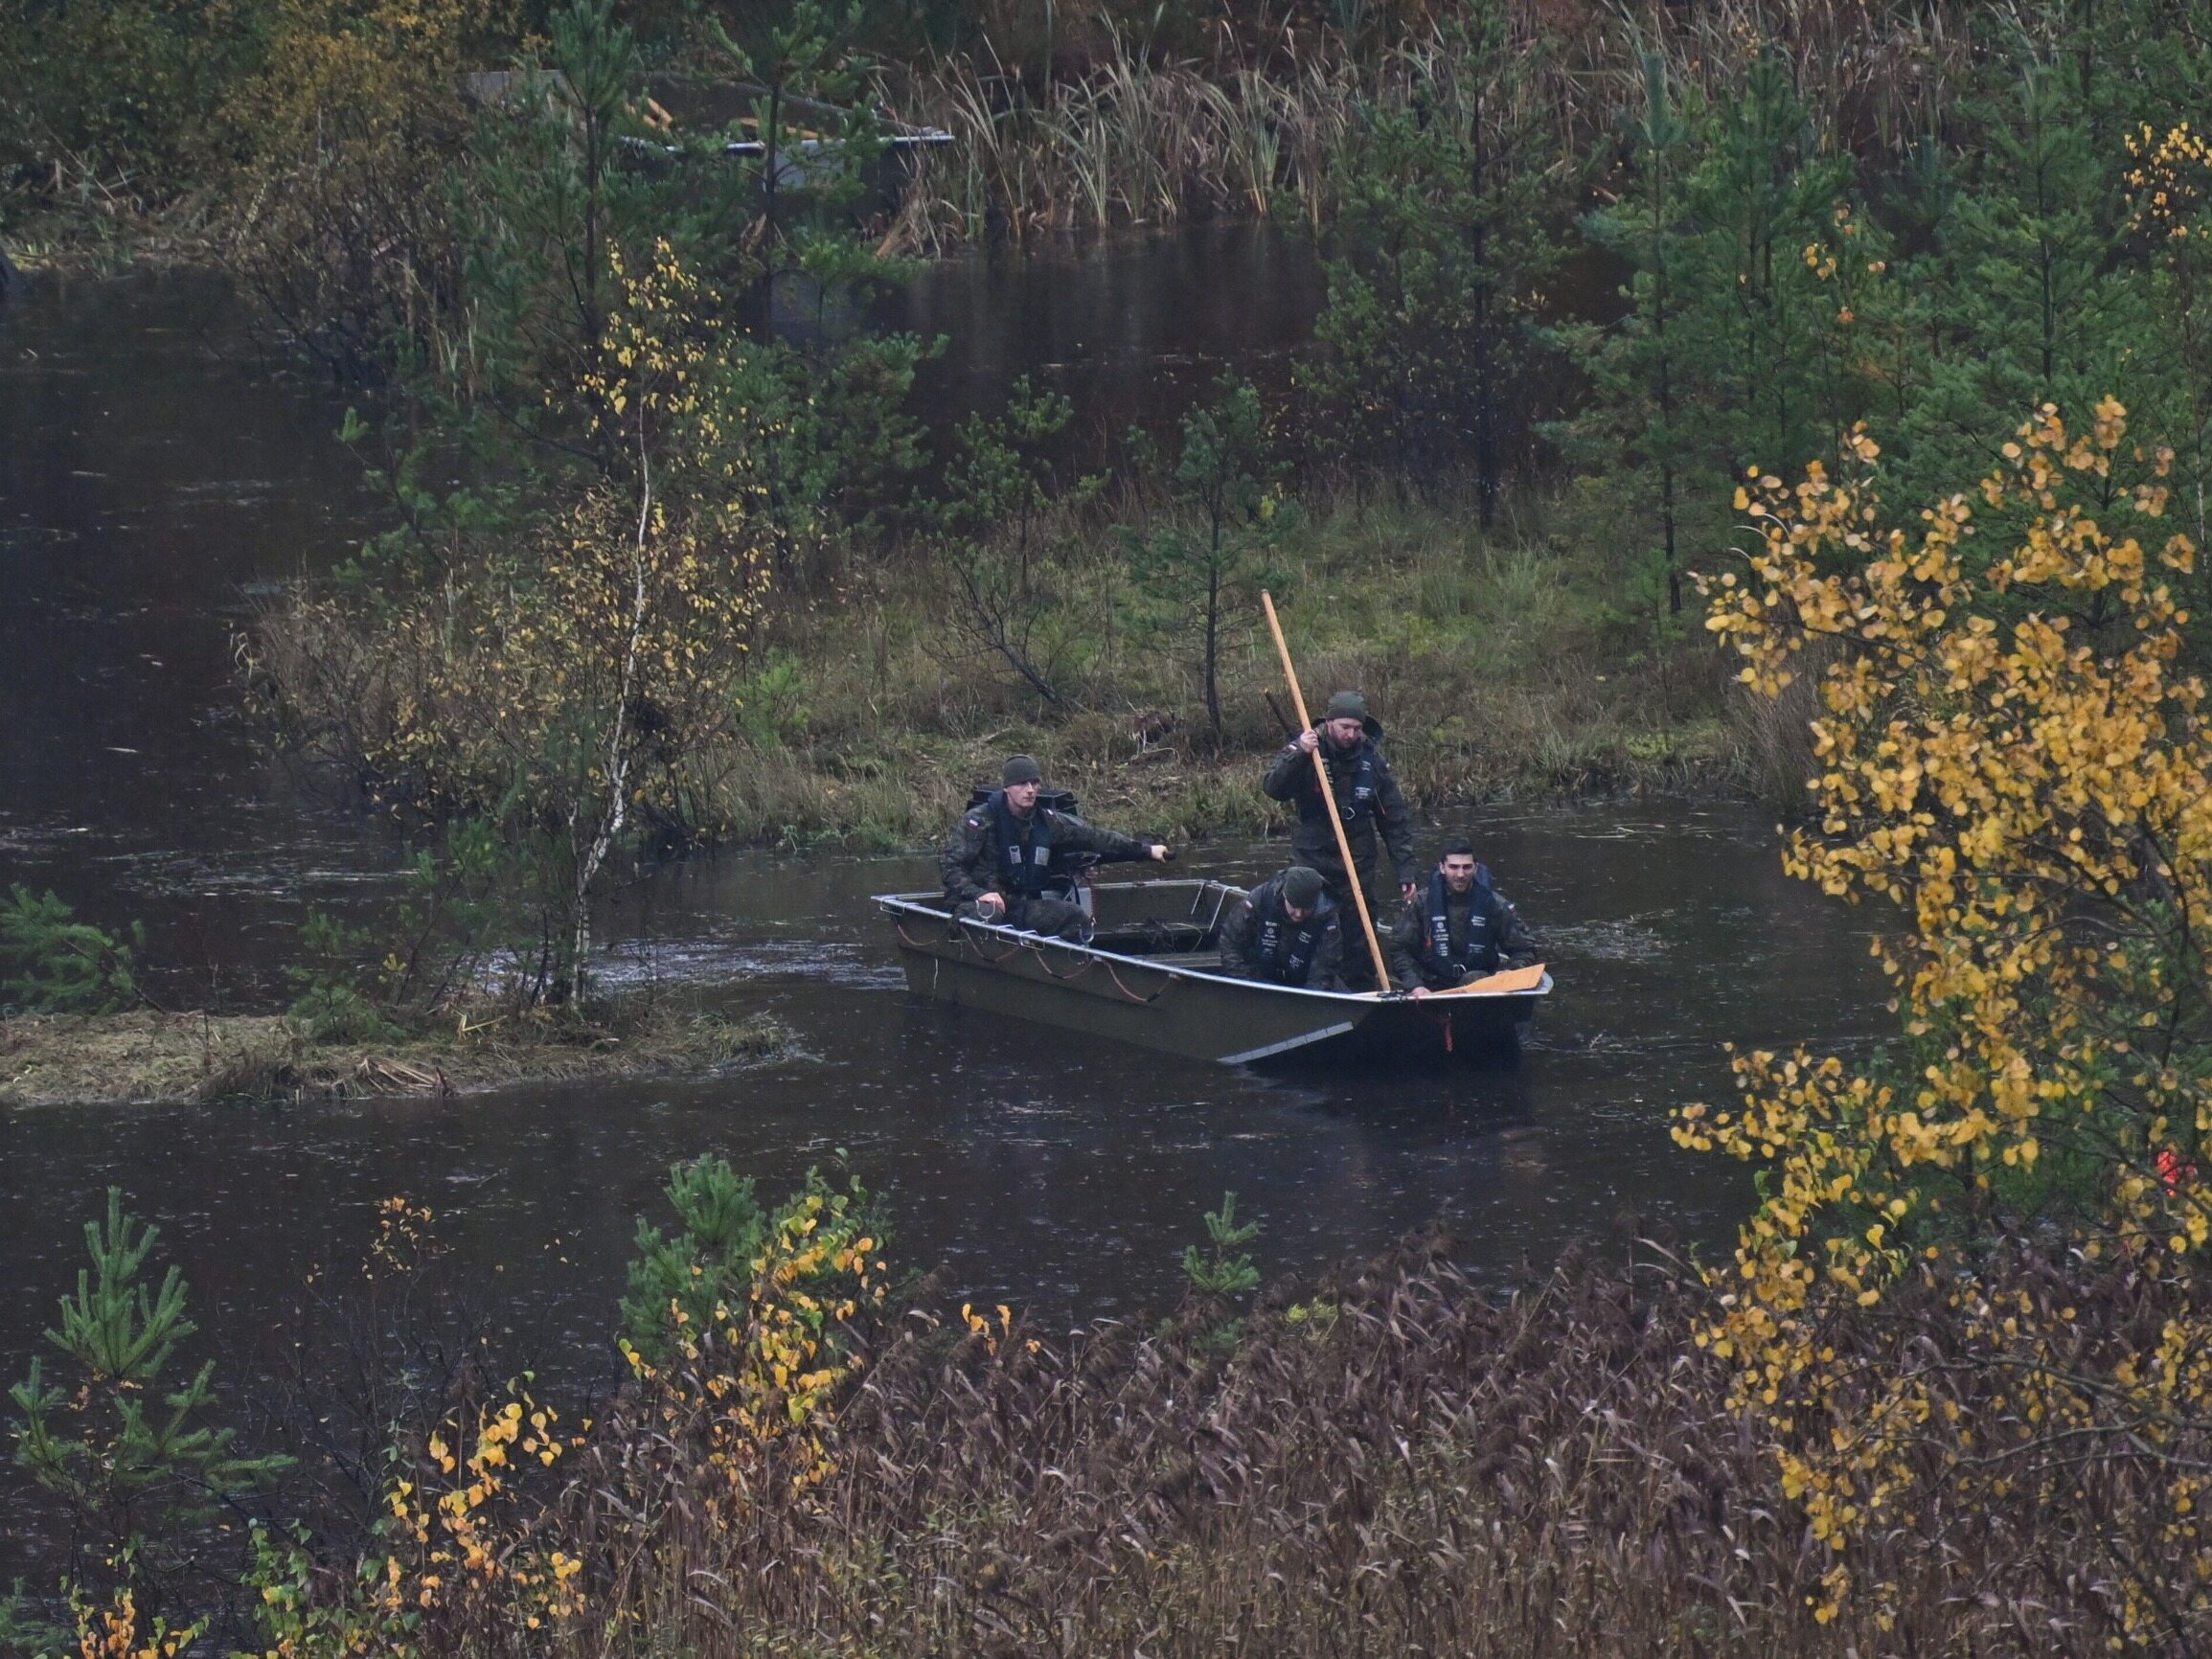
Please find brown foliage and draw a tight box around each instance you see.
[363,1235,2209,1656]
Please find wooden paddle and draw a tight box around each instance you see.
[1261,591,1394,994]
[1429,962,1547,996]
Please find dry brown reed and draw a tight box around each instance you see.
[415,1232,2206,1656]
[883,0,1986,248]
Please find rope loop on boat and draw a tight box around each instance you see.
[1101,957,1173,1005]
[1030,944,1097,983]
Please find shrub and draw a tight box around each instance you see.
[1685,400,2212,1631]
[0,887,141,1015]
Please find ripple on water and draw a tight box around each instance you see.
[1542,918,1671,963]
[88,848,410,898]
[0,825,97,852]
[593,937,905,990]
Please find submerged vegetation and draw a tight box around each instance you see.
[0,1003,791,1106]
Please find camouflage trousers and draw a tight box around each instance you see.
[1307,852,1399,990]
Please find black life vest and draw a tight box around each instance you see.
[1309,741,1380,828]
[1423,866,1494,978]
[987,789,1056,899]
[1254,881,1334,986]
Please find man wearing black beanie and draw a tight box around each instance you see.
[941,755,1169,940]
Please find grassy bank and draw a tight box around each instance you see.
[265,488,1751,857]
[0,1003,793,1107]
[634,489,1749,845]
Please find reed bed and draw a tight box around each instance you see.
[408,1233,2206,1656]
[882,0,1987,248]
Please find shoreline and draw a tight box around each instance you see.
[695,738,1756,857]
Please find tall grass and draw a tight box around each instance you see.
[884,0,1986,248]
[703,487,1743,839]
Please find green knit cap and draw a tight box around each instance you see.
[1323,691,1370,721]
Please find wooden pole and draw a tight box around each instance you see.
[1261,591,1393,993]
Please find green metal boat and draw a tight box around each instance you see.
[876,876,1550,1065]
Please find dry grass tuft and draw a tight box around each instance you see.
[884,0,1985,247]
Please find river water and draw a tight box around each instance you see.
[0,236,1887,1579]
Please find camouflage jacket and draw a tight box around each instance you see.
[941,794,1155,908]
[1261,736,1416,886]
[1384,871,1541,990]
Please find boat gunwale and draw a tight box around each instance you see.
[871,886,1554,1008]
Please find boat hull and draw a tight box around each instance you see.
[878,880,1545,1066]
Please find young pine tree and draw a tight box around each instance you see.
[929,376,1098,708]
[1296,0,1562,518]
[1897,56,2143,505]
[622,1156,768,1363]
[10,1190,286,1615]
[2128,120,2212,560]
[1673,50,1857,490]
[0,887,140,1014]
[1130,375,1289,746]
[1557,53,1696,612]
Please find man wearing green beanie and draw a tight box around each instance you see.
[1261,689,1416,987]
[1218,864,1344,989]
[941,754,1170,940]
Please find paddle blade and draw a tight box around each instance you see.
[1434,962,1546,996]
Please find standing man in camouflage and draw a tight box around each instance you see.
[1386,838,1543,995]
[1261,690,1416,988]
[942,755,1169,941]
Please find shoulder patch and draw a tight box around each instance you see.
[964,816,983,830]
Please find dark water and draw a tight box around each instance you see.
[0,229,1329,993]
[0,240,1883,1581]
[1,810,1882,1326]
[893,221,1327,447]
[0,268,387,995]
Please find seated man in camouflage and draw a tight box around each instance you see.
[941,755,1169,941]
[1218,865,1344,990]
[1385,838,1542,997]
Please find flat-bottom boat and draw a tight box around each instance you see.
[875,877,1549,1065]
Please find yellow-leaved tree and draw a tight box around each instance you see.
[1684,400,2212,1637]
[224,0,513,375]
[364,240,772,1002]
